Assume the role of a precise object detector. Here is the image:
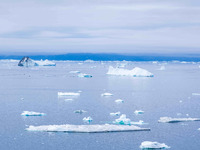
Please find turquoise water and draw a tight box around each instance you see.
[0,60,200,149]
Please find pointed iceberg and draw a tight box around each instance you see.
[107,66,153,77]
[18,57,37,67]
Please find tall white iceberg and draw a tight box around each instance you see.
[107,66,153,77]
[140,141,170,149]
[26,124,150,133]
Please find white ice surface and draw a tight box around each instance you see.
[58,92,80,96]
[110,111,121,116]
[192,93,200,96]
[35,59,56,66]
[140,141,170,149]
[83,116,93,123]
[69,71,81,74]
[107,66,153,77]
[114,114,131,125]
[134,110,144,115]
[78,73,92,78]
[158,117,200,123]
[101,93,113,96]
[26,124,150,133]
[21,111,46,116]
[115,99,124,104]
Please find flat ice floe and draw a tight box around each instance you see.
[192,93,200,96]
[58,92,80,96]
[110,111,121,116]
[26,124,150,133]
[158,117,200,123]
[134,110,144,115]
[140,141,170,149]
[107,66,153,77]
[21,111,46,116]
[101,93,113,96]
[115,99,124,104]
[69,71,81,74]
[35,59,56,66]
[77,73,92,78]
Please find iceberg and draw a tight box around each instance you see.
[114,114,131,125]
[101,93,113,96]
[140,141,170,149]
[110,111,121,116]
[115,99,124,104]
[18,57,37,67]
[107,66,153,77]
[83,116,93,123]
[58,92,80,96]
[74,110,87,114]
[158,117,200,123]
[77,73,92,78]
[35,59,56,66]
[26,124,150,133]
[21,111,46,116]
[134,110,144,115]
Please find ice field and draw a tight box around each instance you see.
[0,60,200,149]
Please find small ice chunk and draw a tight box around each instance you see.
[83,116,93,123]
[35,59,56,66]
[158,117,200,123]
[69,71,80,74]
[192,93,200,96]
[74,110,87,114]
[26,124,150,133]
[78,73,92,78]
[134,110,144,115]
[131,120,147,125]
[58,92,80,96]
[158,66,165,71]
[64,99,74,101]
[115,99,124,104]
[114,114,131,125]
[107,66,153,77]
[21,111,46,116]
[110,111,121,116]
[186,114,189,116]
[179,100,183,103]
[140,141,170,149]
[101,93,113,96]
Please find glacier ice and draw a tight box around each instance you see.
[74,110,87,114]
[21,111,46,116]
[158,117,200,123]
[83,116,93,123]
[114,114,131,125]
[134,110,144,115]
[101,93,113,96]
[140,141,170,149]
[110,111,121,116]
[107,66,153,77]
[58,92,80,96]
[26,124,150,133]
[115,99,124,104]
[78,73,92,78]
[35,59,56,66]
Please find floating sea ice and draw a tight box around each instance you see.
[18,57,37,67]
[115,99,124,104]
[74,110,87,114]
[114,114,131,125]
[58,92,80,96]
[21,111,46,116]
[35,59,56,66]
[131,120,147,125]
[110,111,121,116]
[83,116,93,123]
[134,110,144,115]
[69,71,81,74]
[64,99,74,101]
[158,117,200,123]
[26,124,150,133]
[107,66,153,77]
[192,93,200,96]
[101,93,113,96]
[78,73,92,78]
[140,141,170,149]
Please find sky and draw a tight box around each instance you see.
[0,0,200,54]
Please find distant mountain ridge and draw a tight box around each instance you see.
[1,53,200,61]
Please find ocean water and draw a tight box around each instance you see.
[0,60,200,149]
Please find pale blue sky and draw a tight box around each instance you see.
[0,0,200,54]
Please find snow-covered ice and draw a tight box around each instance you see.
[158,117,200,123]
[35,59,56,66]
[77,73,92,78]
[140,141,170,149]
[21,111,46,116]
[134,110,144,115]
[107,66,153,77]
[110,111,121,116]
[58,92,80,96]
[83,116,93,123]
[115,99,124,104]
[26,124,150,133]
[74,110,87,114]
[101,93,113,96]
